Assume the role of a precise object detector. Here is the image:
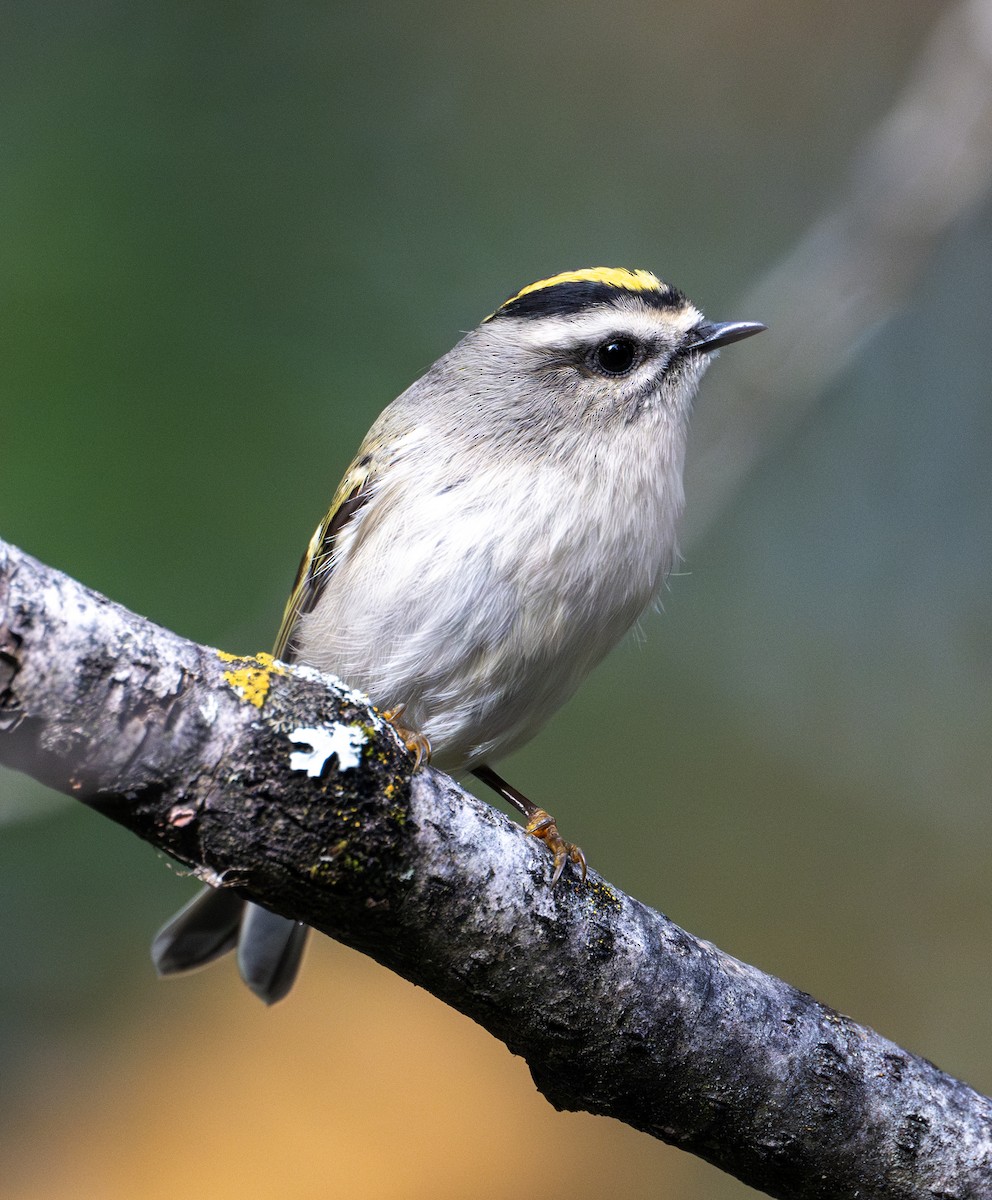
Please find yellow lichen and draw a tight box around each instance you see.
[583,880,622,913]
[217,650,287,709]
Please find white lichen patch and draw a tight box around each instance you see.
[288,723,366,776]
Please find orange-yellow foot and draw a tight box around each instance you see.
[381,706,431,770]
[524,809,588,886]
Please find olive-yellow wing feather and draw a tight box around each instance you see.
[271,460,375,663]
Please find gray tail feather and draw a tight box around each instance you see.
[237,904,310,1005]
[151,886,309,1005]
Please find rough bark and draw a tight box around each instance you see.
[1,534,989,1200]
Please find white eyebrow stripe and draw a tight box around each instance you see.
[509,303,703,352]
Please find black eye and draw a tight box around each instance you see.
[593,337,639,376]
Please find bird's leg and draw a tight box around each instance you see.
[380,705,431,770]
[472,764,587,886]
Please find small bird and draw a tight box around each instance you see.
[152,267,764,1002]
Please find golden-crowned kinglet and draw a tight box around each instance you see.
[152,266,764,1002]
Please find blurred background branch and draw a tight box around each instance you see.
[687,0,992,541]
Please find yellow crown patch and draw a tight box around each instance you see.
[503,267,663,308]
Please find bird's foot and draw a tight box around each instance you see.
[471,764,588,886]
[381,705,431,770]
[524,809,588,886]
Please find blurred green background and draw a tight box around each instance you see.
[2,1,990,1196]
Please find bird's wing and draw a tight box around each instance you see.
[271,457,375,663]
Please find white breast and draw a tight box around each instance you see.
[296,412,685,772]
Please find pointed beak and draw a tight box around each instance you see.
[687,320,766,353]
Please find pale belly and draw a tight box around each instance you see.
[294,453,681,770]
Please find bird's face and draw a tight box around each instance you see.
[441,268,763,440]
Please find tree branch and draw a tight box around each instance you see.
[1,534,989,1199]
